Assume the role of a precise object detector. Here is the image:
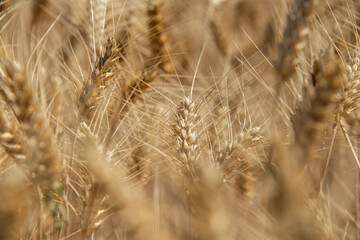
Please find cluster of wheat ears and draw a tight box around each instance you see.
[0,0,359,239]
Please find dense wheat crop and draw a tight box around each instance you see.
[0,0,359,239]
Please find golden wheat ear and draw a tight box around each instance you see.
[341,57,360,126]
[276,0,317,83]
[291,48,346,165]
[147,2,174,74]
[0,61,66,229]
[216,127,263,198]
[77,122,174,240]
[172,97,201,184]
[80,36,122,119]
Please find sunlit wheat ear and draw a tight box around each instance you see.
[276,0,317,82]
[216,127,262,198]
[341,57,360,126]
[147,2,174,74]
[80,36,121,119]
[0,61,66,228]
[77,122,172,240]
[172,97,201,183]
[292,49,346,164]
[190,167,234,240]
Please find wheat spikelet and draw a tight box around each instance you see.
[87,0,107,55]
[77,122,173,240]
[147,2,174,74]
[0,61,66,228]
[276,0,317,82]
[341,57,360,126]
[0,0,359,238]
[216,127,262,198]
[292,49,346,164]
[172,97,201,183]
[80,36,121,119]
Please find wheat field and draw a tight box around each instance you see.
[0,0,359,239]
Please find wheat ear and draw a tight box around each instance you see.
[292,49,346,164]
[216,127,262,198]
[147,3,174,74]
[276,0,316,82]
[0,61,66,228]
[341,57,360,126]
[80,36,121,119]
[77,122,173,240]
[172,97,201,183]
[87,0,107,56]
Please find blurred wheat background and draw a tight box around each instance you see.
[0,0,359,239]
